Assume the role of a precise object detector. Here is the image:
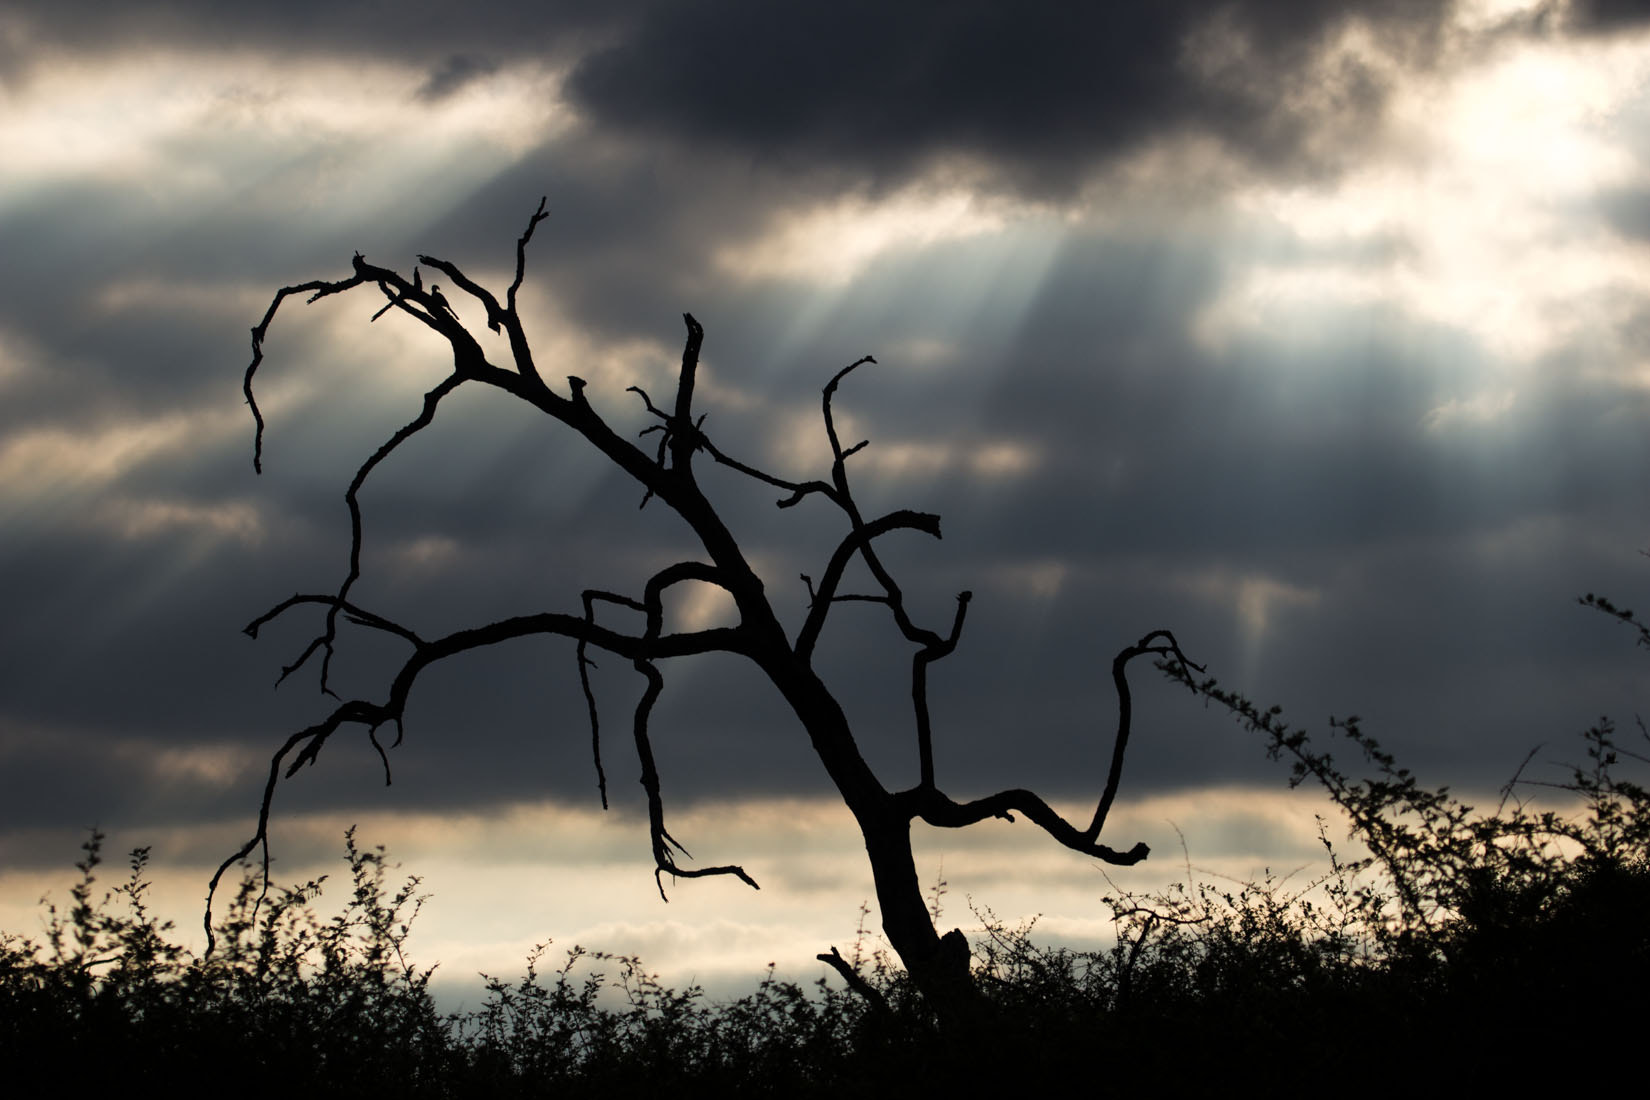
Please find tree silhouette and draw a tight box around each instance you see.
[221,198,1201,1020]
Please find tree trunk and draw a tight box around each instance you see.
[861,811,980,1024]
[760,652,977,1020]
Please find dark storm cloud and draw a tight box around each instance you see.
[416,54,499,101]
[416,148,808,341]
[0,1,615,72]
[565,0,1450,194]
[7,0,1644,208]
[2,0,1452,200]
[1568,0,1650,32]
[1601,185,1650,238]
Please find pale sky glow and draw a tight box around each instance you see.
[90,278,273,323]
[1,0,1647,1004]
[0,786,1343,1001]
[758,216,1069,384]
[828,437,1043,483]
[715,187,1012,286]
[1213,23,1650,365]
[0,55,563,191]
[94,496,266,546]
[0,412,219,496]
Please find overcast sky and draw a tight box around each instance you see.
[2,0,1648,995]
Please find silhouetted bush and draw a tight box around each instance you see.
[5,631,1646,1092]
[4,829,458,1095]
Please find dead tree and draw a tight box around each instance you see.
[219,198,1201,1021]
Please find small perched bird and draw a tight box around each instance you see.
[430,284,459,322]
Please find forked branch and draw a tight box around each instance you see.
[894,629,1203,865]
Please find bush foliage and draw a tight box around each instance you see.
[6,604,1646,1092]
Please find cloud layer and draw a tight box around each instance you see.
[0,4,1646,975]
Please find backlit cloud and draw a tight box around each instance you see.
[0,0,1646,996]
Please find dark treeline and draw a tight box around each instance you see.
[6,615,1648,1094]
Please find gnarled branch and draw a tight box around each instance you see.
[229,201,1199,1018]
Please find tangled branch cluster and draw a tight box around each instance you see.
[218,199,1196,962]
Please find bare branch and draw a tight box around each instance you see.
[351,254,481,348]
[677,351,870,513]
[913,591,973,789]
[821,355,877,476]
[626,316,709,500]
[243,593,424,648]
[629,655,760,897]
[246,265,374,473]
[616,560,757,893]
[671,313,705,469]
[891,630,1202,864]
[578,589,645,811]
[569,565,731,817]
[413,204,551,384]
[310,371,464,695]
[808,356,963,670]
[696,434,843,509]
[205,699,385,953]
[817,946,890,1013]
[902,785,1150,866]
[417,255,506,335]
[1086,630,1203,841]
[508,196,551,311]
[216,595,758,951]
[366,723,393,784]
[627,384,669,421]
[243,252,532,696]
[795,509,943,661]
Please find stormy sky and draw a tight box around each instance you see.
[2,0,1648,992]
